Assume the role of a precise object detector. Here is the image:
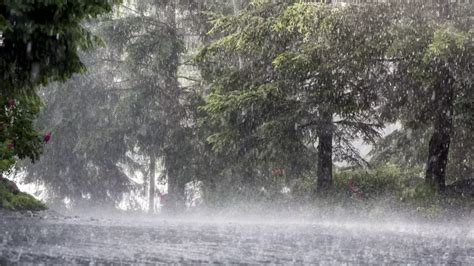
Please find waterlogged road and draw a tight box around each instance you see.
[0,214,473,264]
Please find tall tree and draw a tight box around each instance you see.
[197,1,391,194]
[24,50,132,207]
[113,0,192,212]
[0,0,120,175]
[25,1,215,209]
[386,2,473,190]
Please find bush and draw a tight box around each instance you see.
[0,179,46,211]
[332,164,473,219]
[9,193,47,210]
[334,164,424,198]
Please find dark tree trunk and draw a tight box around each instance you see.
[160,0,186,213]
[425,72,455,191]
[316,111,333,192]
[148,153,156,214]
[166,169,185,213]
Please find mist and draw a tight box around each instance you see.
[0,0,473,264]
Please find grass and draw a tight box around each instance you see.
[0,179,46,211]
[203,164,473,220]
[331,164,473,219]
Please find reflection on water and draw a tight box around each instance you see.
[0,216,473,264]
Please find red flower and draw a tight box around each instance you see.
[7,143,14,150]
[43,132,52,143]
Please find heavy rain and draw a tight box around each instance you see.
[0,0,473,264]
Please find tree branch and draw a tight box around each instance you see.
[178,76,201,83]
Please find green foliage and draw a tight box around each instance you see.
[425,25,469,62]
[0,0,120,175]
[332,164,472,219]
[288,172,317,199]
[0,0,121,96]
[370,128,430,169]
[0,96,43,172]
[0,181,46,211]
[384,4,473,127]
[373,3,473,185]
[334,164,423,198]
[23,0,209,207]
[399,182,437,203]
[16,0,473,211]
[370,127,473,181]
[197,1,393,194]
[9,192,46,211]
[378,2,474,190]
[0,144,15,171]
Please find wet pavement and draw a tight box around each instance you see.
[0,214,473,264]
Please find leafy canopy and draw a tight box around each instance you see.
[0,0,120,172]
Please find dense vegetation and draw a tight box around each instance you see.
[0,177,46,211]
[0,0,472,214]
[0,0,119,209]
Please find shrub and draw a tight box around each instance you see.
[334,164,424,198]
[0,180,46,211]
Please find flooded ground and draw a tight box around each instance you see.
[0,214,473,264]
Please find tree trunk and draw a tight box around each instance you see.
[166,169,185,213]
[160,0,186,214]
[316,111,333,192]
[148,153,156,214]
[425,72,454,191]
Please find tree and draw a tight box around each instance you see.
[21,1,184,208]
[197,1,391,194]
[386,2,473,190]
[23,51,132,207]
[107,0,197,212]
[0,0,120,175]
[22,0,225,210]
[113,0,250,211]
[370,125,473,182]
[0,97,43,172]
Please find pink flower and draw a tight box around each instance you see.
[43,132,52,143]
[160,193,168,206]
[271,168,285,176]
[7,99,16,109]
[348,177,364,199]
